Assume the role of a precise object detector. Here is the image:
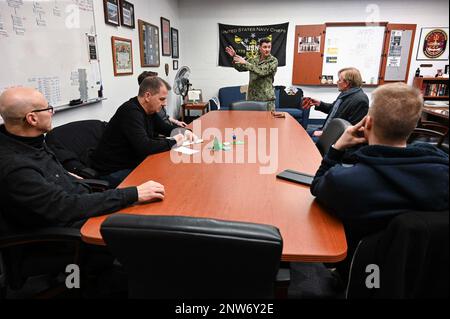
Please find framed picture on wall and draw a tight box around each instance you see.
[103,0,120,26]
[138,19,160,67]
[120,0,135,28]
[111,36,133,76]
[416,27,449,60]
[171,28,179,58]
[173,60,179,70]
[161,17,171,56]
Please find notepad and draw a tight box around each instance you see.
[173,146,199,155]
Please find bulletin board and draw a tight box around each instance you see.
[292,22,416,86]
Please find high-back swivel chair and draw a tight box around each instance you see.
[316,118,351,156]
[230,101,269,111]
[346,210,449,299]
[45,120,108,179]
[101,214,283,299]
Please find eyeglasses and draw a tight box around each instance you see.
[31,105,54,114]
[23,105,54,121]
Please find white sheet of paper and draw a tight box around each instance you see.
[182,139,204,146]
[173,146,199,155]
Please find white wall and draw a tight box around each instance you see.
[49,0,449,125]
[52,0,182,127]
[179,0,449,119]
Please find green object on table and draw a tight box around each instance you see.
[213,137,222,151]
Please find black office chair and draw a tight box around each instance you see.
[0,175,114,298]
[45,120,108,179]
[346,210,449,299]
[408,128,448,153]
[0,208,82,298]
[230,100,269,111]
[101,214,284,299]
[418,120,449,135]
[316,118,351,156]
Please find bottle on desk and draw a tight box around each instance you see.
[415,68,421,77]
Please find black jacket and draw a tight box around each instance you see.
[316,87,369,126]
[91,97,179,174]
[0,126,138,233]
[311,143,449,256]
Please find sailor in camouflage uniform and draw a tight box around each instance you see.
[226,38,278,111]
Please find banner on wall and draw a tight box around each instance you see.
[218,23,289,67]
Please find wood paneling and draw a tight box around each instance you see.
[292,24,325,85]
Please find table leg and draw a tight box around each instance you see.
[181,106,185,122]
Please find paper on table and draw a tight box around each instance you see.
[173,146,199,155]
[182,139,204,146]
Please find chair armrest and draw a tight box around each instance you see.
[0,228,81,250]
[208,97,220,111]
[301,107,311,129]
[275,267,291,299]
[276,267,291,284]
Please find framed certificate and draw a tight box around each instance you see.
[111,36,133,76]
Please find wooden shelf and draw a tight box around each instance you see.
[418,77,449,81]
[413,76,449,99]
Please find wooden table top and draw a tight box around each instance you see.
[81,111,347,263]
[423,106,449,120]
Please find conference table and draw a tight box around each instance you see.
[81,111,347,263]
[422,106,449,125]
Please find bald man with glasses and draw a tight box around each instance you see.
[0,87,166,233]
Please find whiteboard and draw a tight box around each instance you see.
[322,26,386,85]
[0,0,102,109]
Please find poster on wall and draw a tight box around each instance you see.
[218,23,289,67]
[416,27,449,60]
[387,30,402,67]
